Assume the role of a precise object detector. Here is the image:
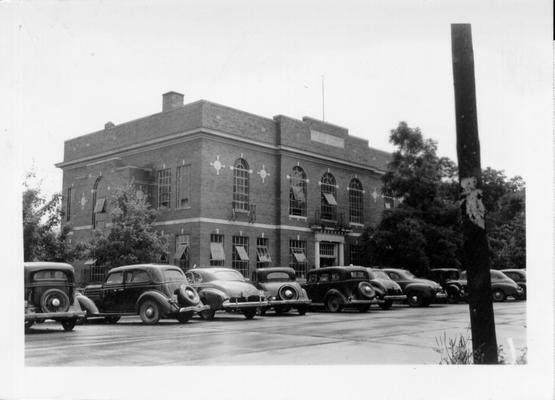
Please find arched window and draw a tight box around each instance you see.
[349,178,364,224]
[289,166,307,216]
[320,172,337,221]
[233,158,250,211]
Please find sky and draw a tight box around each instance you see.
[2,0,552,198]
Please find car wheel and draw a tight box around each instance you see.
[105,316,120,324]
[139,300,161,324]
[61,319,76,331]
[199,309,215,321]
[176,312,193,323]
[516,287,526,300]
[492,289,506,302]
[177,284,200,306]
[379,300,393,310]
[326,295,342,313]
[297,306,307,315]
[40,289,70,313]
[357,305,370,313]
[243,308,257,320]
[447,291,460,304]
[407,292,423,307]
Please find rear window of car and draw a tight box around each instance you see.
[350,271,368,279]
[319,273,330,282]
[186,271,203,284]
[164,269,186,282]
[265,272,293,281]
[33,270,68,281]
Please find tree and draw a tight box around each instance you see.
[86,184,168,268]
[22,173,84,262]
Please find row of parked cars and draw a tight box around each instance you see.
[23,261,526,331]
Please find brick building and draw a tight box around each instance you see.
[57,92,392,284]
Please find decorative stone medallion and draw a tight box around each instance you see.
[210,155,226,175]
[257,165,270,183]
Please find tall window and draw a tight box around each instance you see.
[209,234,225,266]
[320,172,337,220]
[289,166,307,216]
[174,234,190,270]
[349,178,364,224]
[233,158,249,211]
[289,240,308,279]
[176,165,191,209]
[232,236,249,277]
[157,168,171,209]
[256,237,271,269]
[92,176,103,228]
[66,187,72,222]
[349,245,362,266]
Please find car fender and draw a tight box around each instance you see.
[369,281,386,298]
[136,291,173,315]
[75,293,99,315]
[445,283,462,295]
[197,287,227,309]
[404,283,433,298]
[324,289,348,305]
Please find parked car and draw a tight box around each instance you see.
[459,270,523,302]
[381,268,446,307]
[429,268,467,304]
[500,269,526,300]
[251,267,312,315]
[303,266,376,313]
[83,264,208,324]
[24,262,91,331]
[366,268,406,309]
[185,267,266,320]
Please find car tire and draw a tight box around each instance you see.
[105,316,120,324]
[40,289,70,313]
[379,300,393,310]
[199,309,215,321]
[297,306,307,315]
[407,292,423,307]
[516,287,526,301]
[177,284,200,306]
[61,319,76,331]
[492,289,506,302]
[176,312,193,323]
[139,299,161,324]
[326,295,342,313]
[243,308,257,320]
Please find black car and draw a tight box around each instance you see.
[366,268,406,309]
[303,266,376,313]
[381,268,446,307]
[500,269,526,300]
[83,264,208,324]
[459,270,523,302]
[429,268,467,304]
[24,262,92,331]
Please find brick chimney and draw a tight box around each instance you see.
[162,91,184,112]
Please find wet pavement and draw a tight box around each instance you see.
[25,301,526,366]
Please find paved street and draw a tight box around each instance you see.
[25,301,526,366]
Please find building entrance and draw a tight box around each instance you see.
[319,242,338,267]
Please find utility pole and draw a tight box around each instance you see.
[451,23,498,364]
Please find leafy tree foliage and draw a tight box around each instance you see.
[86,184,168,268]
[22,173,84,262]
[362,122,525,275]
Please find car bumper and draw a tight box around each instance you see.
[383,294,407,302]
[434,292,448,301]
[266,299,312,307]
[221,300,266,310]
[25,311,86,321]
[178,304,210,314]
[346,299,374,305]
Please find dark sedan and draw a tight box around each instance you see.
[382,268,446,307]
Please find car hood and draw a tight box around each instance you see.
[208,280,261,297]
[371,279,401,291]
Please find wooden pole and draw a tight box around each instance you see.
[451,23,498,364]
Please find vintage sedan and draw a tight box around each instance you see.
[429,268,467,303]
[366,268,406,309]
[382,268,446,307]
[83,264,208,324]
[185,267,266,320]
[459,270,523,302]
[500,269,526,300]
[251,267,311,315]
[304,266,376,313]
[24,262,90,331]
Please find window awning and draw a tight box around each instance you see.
[94,198,106,213]
[291,186,306,202]
[210,242,225,261]
[292,249,306,263]
[235,245,249,261]
[174,244,189,260]
[84,259,97,265]
[322,192,337,206]
[256,247,272,263]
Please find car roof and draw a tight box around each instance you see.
[500,269,525,273]
[255,267,296,274]
[308,266,368,273]
[108,264,183,274]
[381,268,408,273]
[188,267,237,273]
[430,268,460,272]
[24,262,75,273]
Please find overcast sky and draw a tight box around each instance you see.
[2,0,552,197]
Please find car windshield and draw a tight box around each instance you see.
[164,269,186,282]
[214,270,245,281]
[33,270,68,281]
[263,272,293,282]
[370,270,390,280]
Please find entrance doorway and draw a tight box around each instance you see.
[319,242,337,267]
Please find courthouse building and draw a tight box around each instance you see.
[57,92,393,283]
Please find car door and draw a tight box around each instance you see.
[304,272,321,302]
[123,269,153,313]
[102,271,126,312]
